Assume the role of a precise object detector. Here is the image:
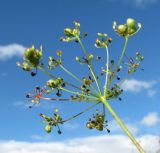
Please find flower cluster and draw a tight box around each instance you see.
[16,45,43,76]
[113,18,141,37]
[95,33,112,48]
[60,21,81,42]
[48,50,63,70]
[86,110,110,132]
[40,109,63,134]
[17,18,146,153]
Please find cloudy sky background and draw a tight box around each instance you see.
[0,0,160,153]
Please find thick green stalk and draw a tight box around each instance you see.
[101,97,145,153]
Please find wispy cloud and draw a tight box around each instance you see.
[109,120,139,136]
[133,0,159,8]
[13,101,31,108]
[0,135,160,153]
[0,44,26,61]
[122,79,157,97]
[31,134,53,141]
[141,112,160,127]
[108,0,159,8]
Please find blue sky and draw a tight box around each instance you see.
[0,0,160,152]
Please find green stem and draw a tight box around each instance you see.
[39,67,82,91]
[38,67,98,98]
[60,87,96,100]
[42,97,98,103]
[60,64,99,96]
[104,46,109,97]
[60,64,82,83]
[77,37,102,95]
[117,36,129,67]
[60,102,100,123]
[108,37,129,88]
[101,97,145,153]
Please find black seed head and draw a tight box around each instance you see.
[31,72,36,76]
[117,76,120,80]
[58,130,62,134]
[118,97,122,101]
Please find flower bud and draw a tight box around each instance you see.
[57,50,62,56]
[86,122,95,129]
[95,38,102,48]
[126,18,136,28]
[47,79,55,88]
[127,27,136,35]
[24,46,42,67]
[45,125,52,133]
[117,25,127,34]
[97,32,103,37]
[64,28,73,37]
[140,56,144,61]
[23,63,31,71]
[72,29,80,36]
[96,124,103,131]
[74,21,80,28]
[75,56,80,62]
[87,54,94,61]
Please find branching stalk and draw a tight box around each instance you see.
[60,102,100,123]
[60,64,99,96]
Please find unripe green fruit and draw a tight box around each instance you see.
[86,122,95,129]
[75,56,80,62]
[64,28,73,37]
[96,124,103,131]
[87,54,94,61]
[128,69,132,74]
[140,56,144,61]
[117,25,127,34]
[45,125,52,133]
[47,79,55,88]
[72,29,79,36]
[127,27,136,35]
[127,18,136,28]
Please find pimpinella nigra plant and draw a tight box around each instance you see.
[17,18,146,153]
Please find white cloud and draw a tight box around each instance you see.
[0,135,160,153]
[13,101,32,109]
[122,79,157,97]
[63,123,79,130]
[0,44,26,61]
[31,134,53,141]
[108,0,159,8]
[109,120,139,136]
[141,112,160,127]
[133,0,159,8]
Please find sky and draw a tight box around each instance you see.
[0,0,160,153]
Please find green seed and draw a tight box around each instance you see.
[64,28,73,37]
[117,25,127,34]
[127,18,136,28]
[127,27,136,35]
[45,125,52,133]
